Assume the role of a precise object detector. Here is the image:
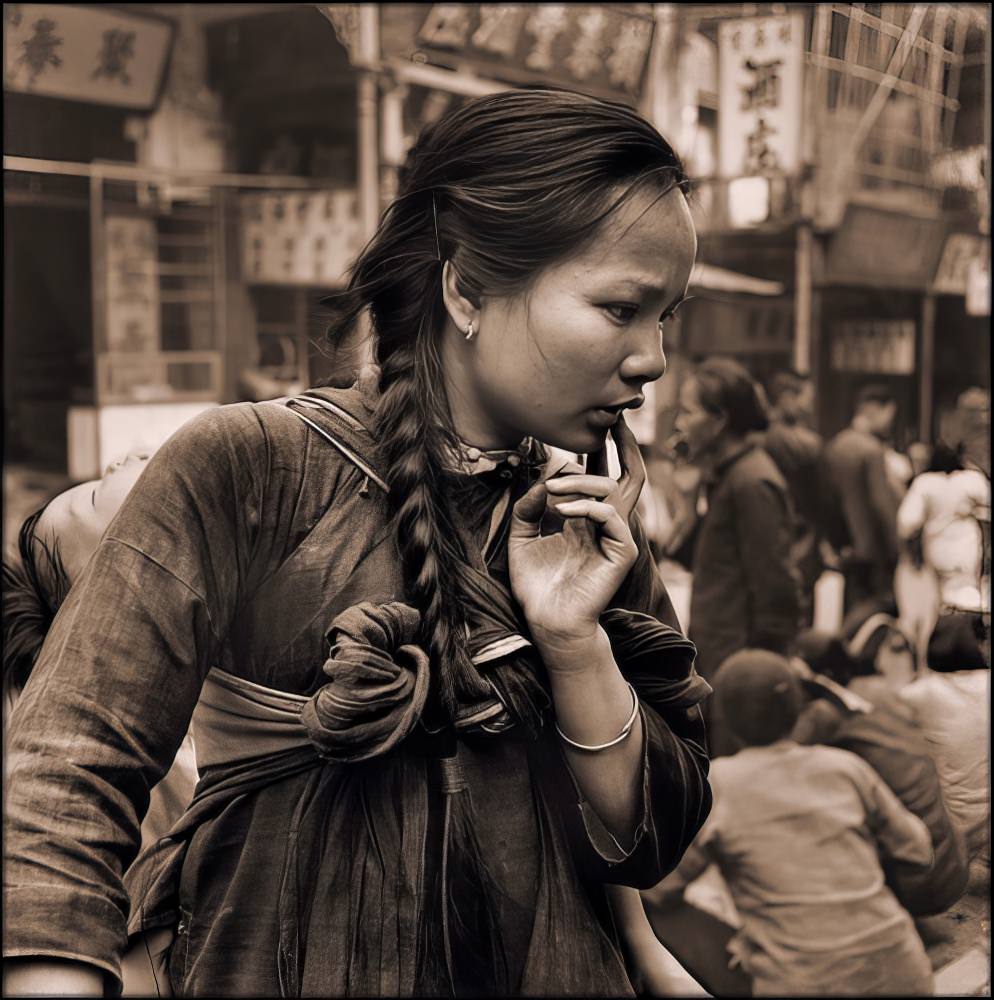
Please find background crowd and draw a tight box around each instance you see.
[635,361,990,995]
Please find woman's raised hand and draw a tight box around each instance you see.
[508,416,646,657]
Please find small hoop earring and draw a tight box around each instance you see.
[464,320,476,342]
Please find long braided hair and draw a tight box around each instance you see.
[324,89,690,719]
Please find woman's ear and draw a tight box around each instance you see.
[441,261,479,334]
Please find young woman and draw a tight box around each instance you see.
[4,89,710,997]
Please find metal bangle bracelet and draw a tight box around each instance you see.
[555,682,640,752]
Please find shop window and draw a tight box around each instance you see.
[94,183,223,404]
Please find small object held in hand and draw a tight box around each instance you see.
[555,682,639,752]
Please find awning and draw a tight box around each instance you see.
[690,263,785,297]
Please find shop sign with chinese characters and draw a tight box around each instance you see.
[416,5,655,100]
[718,13,804,178]
[3,4,173,110]
[240,191,363,287]
[830,320,916,376]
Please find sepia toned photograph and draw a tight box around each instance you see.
[3,4,990,997]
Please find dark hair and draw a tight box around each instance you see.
[2,504,70,695]
[842,598,908,674]
[694,357,769,436]
[322,89,690,715]
[927,612,989,673]
[794,629,858,687]
[767,369,809,407]
[927,442,964,474]
[713,649,802,746]
[855,383,895,410]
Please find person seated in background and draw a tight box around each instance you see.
[841,599,919,709]
[899,612,991,866]
[2,453,199,854]
[644,649,935,997]
[790,630,969,917]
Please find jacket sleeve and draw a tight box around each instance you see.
[550,515,712,889]
[3,405,270,986]
[856,756,934,868]
[732,476,800,655]
[865,449,901,565]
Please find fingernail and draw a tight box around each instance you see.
[554,500,584,513]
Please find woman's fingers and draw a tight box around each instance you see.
[510,482,549,540]
[552,498,633,546]
[610,415,647,519]
[545,474,617,500]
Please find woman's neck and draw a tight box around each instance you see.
[440,332,523,451]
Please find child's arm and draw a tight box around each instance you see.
[640,837,713,911]
[859,758,933,868]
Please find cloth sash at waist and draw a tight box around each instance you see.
[192,667,311,770]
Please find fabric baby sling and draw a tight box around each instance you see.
[125,385,709,997]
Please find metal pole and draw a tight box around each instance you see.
[356,5,380,241]
[794,222,813,375]
[919,293,936,443]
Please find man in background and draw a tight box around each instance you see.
[821,384,901,611]
[763,371,824,624]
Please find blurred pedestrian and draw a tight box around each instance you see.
[955,386,991,477]
[674,358,799,753]
[791,631,969,917]
[900,612,991,865]
[763,370,824,625]
[4,89,711,998]
[897,442,990,615]
[821,384,901,611]
[840,601,920,716]
[646,650,935,997]
[2,453,199,856]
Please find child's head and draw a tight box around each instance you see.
[843,600,915,686]
[794,629,859,687]
[927,612,990,673]
[3,453,148,693]
[713,649,803,748]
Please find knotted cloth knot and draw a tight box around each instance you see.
[300,601,430,762]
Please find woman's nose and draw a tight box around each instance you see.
[620,324,668,383]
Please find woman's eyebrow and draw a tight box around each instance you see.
[612,278,666,296]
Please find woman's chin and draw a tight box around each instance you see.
[541,424,609,456]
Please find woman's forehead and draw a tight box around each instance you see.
[590,187,696,262]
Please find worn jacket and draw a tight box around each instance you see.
[821,426,901,572]
[689,444,800,679]
[4,385,711,997]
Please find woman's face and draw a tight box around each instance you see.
[674,377,725,463]
[35,452,149,583]
[452,185,696,454]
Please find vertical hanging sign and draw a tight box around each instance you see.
[718,13,804,178]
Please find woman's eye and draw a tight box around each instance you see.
[603,304,638,323]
